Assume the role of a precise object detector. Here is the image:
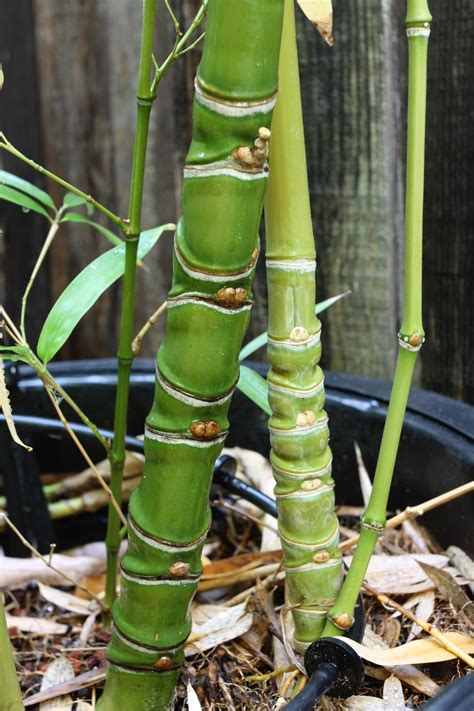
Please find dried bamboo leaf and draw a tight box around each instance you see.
[38,582,98,616]
[447,546,474,594]
[297,0,334,46]
[382,675,406,710]
[418,561,474,626]
[407,590,435,641]
[39,656,75,711]
[0,356,32,450]
[344,697,384,710]
[186,681,202,711]
[362,627,440,697]
[340,632,474,666]
[6,614,74,635]
[354,442,372,508]
[23,668,106,707]
[343,554,454,594]
[0,554,103,588]
[185,602,253,656]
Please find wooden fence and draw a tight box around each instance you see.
[0,1,472,402]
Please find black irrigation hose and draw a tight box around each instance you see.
[422,674,474,710]
[0,414,278,517]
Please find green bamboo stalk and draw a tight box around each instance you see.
[104,0,157,609]
[0,595,23,711]
[322,0,431,637]
[264,0,342,654]
[99,2,285,708]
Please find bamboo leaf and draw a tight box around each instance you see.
[186,682,202,711]
[0,170,56,210]
[417,561,474,626]
[340,632,474,666]
[62,192,88,209]
[297,0,334,46]
[37,223,174,363]
[0,184,52,219]
[237,365,271,416]
[0,345,32,364]
[61,212,122,247]
[239,290,350,361]
[0,357,32,450]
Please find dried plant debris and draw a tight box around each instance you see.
[1,447,473,709]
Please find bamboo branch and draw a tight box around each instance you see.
[20,209,64,341]
[0,133,126,232]
[0,514,106,609]
[131,301,168,355]
[44,385,127,528]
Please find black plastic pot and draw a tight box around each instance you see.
[1,358,473,555]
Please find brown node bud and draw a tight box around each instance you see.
[290,326,309,343]
[313,551,330,564]
[169,561,190,578]
[154,656,173,670]
[216,286,248,307]
[409,332,423,347]
[333,613,354,630]
[301,478,322,492]
[296,410,317,427]
[190,420,221,440]
[232,127,271,170]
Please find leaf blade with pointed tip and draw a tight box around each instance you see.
[297,0,334,46]
[37,223,175,363]
[0,184,52,219]
[237,365,270,416]
[61,212,122,247]
[0,170,56,210]
[62,192,89,209]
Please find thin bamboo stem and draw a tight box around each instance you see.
[322,0,432,637]
[104,0,158,609]
[20,209,63,341]
[131,300,168,355]
[0,133,126,231]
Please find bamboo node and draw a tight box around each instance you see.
[361,518,385,535]
[289,327,309,343]
[216,286,248,307]
[232,127,271,170]
[154,656,173,670]
[296,410,317,427]
[300,478,322,492]
[169,561,191,578]
[190,420,221,440]
[398,331,425,352]
[330,613,354,630]
[313,551,330,564]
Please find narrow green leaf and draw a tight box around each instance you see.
[237,365,271,416]
[37,223,175,363]
[315,290,351,315]
[0,185,52,220]
[0,345,32,364]
[239,290,350,361]
[0,170,56,210]
[239,332,267,362]
[61,212,122,247]
[62,192,88,209]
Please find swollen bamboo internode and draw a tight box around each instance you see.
[99,2,285,708]
[264,0,342,653]
[322,0,431,638]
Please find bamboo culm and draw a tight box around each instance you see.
[264,0,342,654]
[98,2,285,708]
[322,0,431,637]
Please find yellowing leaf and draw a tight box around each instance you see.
[338,632,474,666]
[0,356,32,450]
[297,0,334,46]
